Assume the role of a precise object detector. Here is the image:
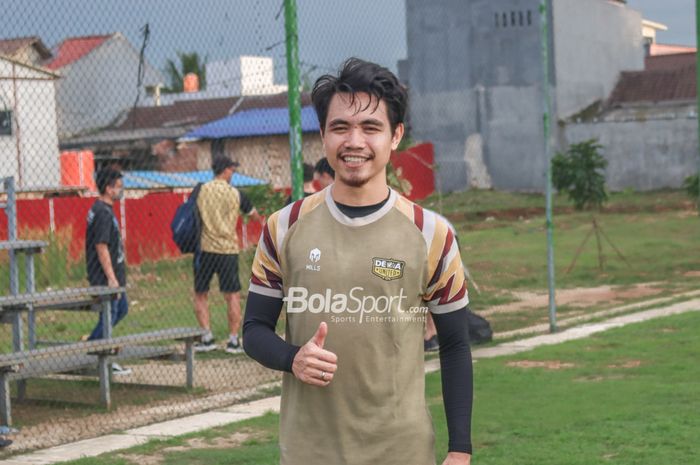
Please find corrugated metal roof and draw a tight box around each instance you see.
[123,170,266,189]
[118,93,312,131]
[183,106,319,140]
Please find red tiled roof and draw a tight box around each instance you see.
[644,52,695,72]
[609,53,696,105]
[116,92,312,130]
[0,36,52,60]
[45,34,112,69]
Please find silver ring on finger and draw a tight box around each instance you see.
[321,371,327,381]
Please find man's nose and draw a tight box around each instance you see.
[344,127,365,149]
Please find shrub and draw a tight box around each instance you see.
[683,174,699,201]
[552,139,608,211]
[240,184,286,216]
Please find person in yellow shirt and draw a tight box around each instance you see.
[194,156,261,353]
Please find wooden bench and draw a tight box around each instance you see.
[0,286,124,342]
[0,327,208,425]
[0,239,48,349]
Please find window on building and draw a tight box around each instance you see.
[0,110,12,136]
[496,10,533,29]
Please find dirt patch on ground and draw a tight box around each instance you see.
[482,282,664,317]
[119,431,254,465]
[607,360,642,369]
[445,202,694,223]
[683,271,700,278]
[506,360,575,370]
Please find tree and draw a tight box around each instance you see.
[552,140,627,272]
[552,139,608,211]
[163,51,207,93]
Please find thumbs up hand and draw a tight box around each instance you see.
[292,322,338,386]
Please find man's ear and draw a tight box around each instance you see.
[391,123,405,151]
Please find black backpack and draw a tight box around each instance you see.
[171,183,203,254]
[466,309,493,344]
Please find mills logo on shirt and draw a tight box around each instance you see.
[371,257,405,281]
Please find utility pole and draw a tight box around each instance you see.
[696,0,700,214]
[540,0,557,332]
[284,0,303,201]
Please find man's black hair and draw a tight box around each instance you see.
[313,158,335,178]
[311,57,408,134]
[303,163,314,183]
[96,168,123,195]
[212,156,239,176]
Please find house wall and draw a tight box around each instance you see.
[564,115,698,191]
[55,35,164,138]
[190,133,323,188]
[404,0,648,192]
[553,0,644,118]
[0,59,60,189]
[404,0,546,191]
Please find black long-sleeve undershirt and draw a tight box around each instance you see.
[242,293,474,454]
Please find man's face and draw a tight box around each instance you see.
[313,171,334,189]
[223,166,235,183]
[321,92,403,190]
[107,178,124,201]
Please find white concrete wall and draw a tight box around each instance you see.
[564,117,698,191]
[553,0,644,118]
[0,58,60,189]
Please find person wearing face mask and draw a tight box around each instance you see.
[84,167,131,375]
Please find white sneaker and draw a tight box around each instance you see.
[194,338,218,352]
[111,363,132,376]
[225,339,244,354]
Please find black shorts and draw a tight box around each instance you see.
[194,252,241,293]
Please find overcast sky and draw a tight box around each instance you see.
[0,0,694,81]
[627,0,695,46]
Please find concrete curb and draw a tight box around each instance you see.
[4,299,699,465]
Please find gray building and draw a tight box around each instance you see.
[46,33,164,139]
[402,0,644,192]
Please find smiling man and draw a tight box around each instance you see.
[243,58,473,465]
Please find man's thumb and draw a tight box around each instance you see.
[311,322,328,348]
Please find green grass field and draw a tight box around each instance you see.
[58,309,700,465]
[1,190,698,350]
[1,189,698,439]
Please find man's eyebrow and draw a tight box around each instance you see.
[327,118,349,127]
[360,118,384,126]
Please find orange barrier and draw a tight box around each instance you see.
[60,150,97,191]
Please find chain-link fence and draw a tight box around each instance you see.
[0,0,408,453]
[0,0,697,451]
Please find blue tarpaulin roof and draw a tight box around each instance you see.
[183,106,319,140]
[123,170,267,189]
